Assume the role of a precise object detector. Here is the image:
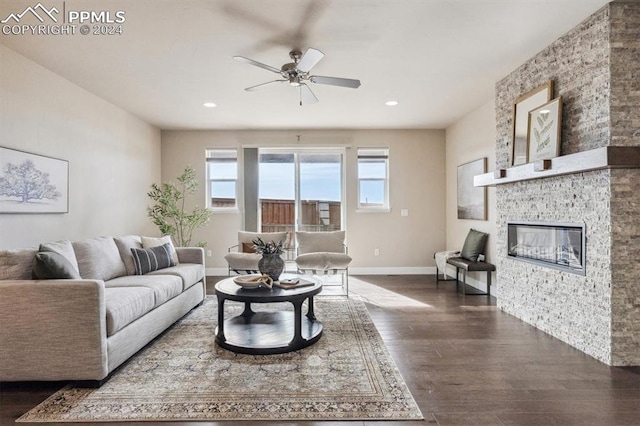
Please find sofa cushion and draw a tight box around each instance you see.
[296,231,346,254]
[114,235,142,276]
[224,252,261,272]
[39,240,79,274]
[33,252,82,280]
[146,263,204,290]
[104,287,155,336]
[295,252,352,271]
[131,243,176,275]
[141,236,179,265]
[73,237,127,281]
[106,274,183,307]
[0,248,37,280]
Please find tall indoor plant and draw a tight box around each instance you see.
[147,165,211,247]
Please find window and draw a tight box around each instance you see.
[357,148,389,210]
[206,149,238,210]
[258,148,345,241]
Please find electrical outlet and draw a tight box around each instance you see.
[206,250,212,257]
[374,248,380,256]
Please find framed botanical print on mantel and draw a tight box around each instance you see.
[512,81,554,166]
[527,97,562,163]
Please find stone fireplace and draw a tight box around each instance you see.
[489,1,640,366]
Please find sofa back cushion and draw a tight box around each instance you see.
[73,236,126,281]
[0,248,37,280]
[39,240,80,275]
[114,235,143,275]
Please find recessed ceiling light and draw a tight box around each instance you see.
[203,102,217,108]
[385,100,399,106]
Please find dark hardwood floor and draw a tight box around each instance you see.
[2,274,639,425]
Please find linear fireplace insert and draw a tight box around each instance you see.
[507,221,586,275]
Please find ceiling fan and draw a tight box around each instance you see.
[233,48,361,105]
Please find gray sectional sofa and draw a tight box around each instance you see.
[0,235,206,385]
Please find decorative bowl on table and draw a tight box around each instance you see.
[233,274,273,289]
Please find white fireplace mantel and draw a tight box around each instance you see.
[474,146,640,187]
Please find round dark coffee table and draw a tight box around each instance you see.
[214,275,323,355]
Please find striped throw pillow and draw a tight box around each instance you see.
[130,242,176,275]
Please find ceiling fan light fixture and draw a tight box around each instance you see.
[234,47,361,104]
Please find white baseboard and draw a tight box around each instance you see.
[349,266,436,275]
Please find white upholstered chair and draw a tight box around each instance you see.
[224,231,288,275]
[295,230,352,294]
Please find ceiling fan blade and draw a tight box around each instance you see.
[233,56,282,74]
[296,48,324,73]
[300,83,318,106]
[310,75,361,89]
[245,80,287,91]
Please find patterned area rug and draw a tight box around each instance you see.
[18,296,422,422]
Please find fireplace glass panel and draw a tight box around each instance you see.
[507,222,585,275]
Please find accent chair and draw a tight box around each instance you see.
[295,230,352,295]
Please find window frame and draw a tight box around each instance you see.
[205,148,239,213]
[356,147,390,212]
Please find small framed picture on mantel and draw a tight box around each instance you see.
[511,81,554,166]
[527,97,562,163]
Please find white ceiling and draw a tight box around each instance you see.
[0,0,610,130]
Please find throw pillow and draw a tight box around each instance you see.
[39,240,80,275]
[242,242,257,253]
[33,252,82,280]
[141,236,179,264]
[114,235,143,276]
[460,229,489,262]
[131,242,176,275]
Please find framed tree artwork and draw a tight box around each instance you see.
[512,81,553,166]
[527,97,562,162]
[457,157,487,220]
[0,147,69,213]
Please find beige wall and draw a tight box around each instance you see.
[445,100,497,290]
[161,129,446,274]
[0,46,161,249]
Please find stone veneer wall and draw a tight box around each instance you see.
[609,2,640,365]
[495,1,640,365]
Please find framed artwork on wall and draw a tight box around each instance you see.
[512,81,553,166]
[457,157,487,220]
[0,147,69,213]
[527,97,562,162]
